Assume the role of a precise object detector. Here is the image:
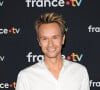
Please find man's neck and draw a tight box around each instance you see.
[44,56,63,80]
[44,57,63,70]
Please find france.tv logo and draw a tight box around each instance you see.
[0,0,4,7]
[63,52,83,62]
[26,52,83,63]
[25,0,82,8]
[66,0,82,7]
[0,82,16,89]
[88,25,100,33]
[0,55,5,62]
[0,27,20,35]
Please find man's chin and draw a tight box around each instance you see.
[45,54,58,59]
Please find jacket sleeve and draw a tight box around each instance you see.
[15,71,30,90]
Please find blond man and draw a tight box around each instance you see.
[16,12,90,90]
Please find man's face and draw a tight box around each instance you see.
[38,23,65,59]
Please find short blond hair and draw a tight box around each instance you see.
[35,12,66,36]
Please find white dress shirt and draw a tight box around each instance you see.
[16,59,90,90]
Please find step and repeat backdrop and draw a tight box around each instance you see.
[0,0,100,90]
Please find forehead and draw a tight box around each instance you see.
[38,23,61,37]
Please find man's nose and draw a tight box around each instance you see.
[48,39,54,47]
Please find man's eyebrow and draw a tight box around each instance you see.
[39,36,47,39]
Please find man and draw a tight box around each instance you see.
[16,12,90,90]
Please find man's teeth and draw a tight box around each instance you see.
[48,48,55,51]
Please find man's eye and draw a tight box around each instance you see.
[42,38,47,40]
[53,36,58,39]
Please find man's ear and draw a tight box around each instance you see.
[37,38,41,47]
[62,34,65,45]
